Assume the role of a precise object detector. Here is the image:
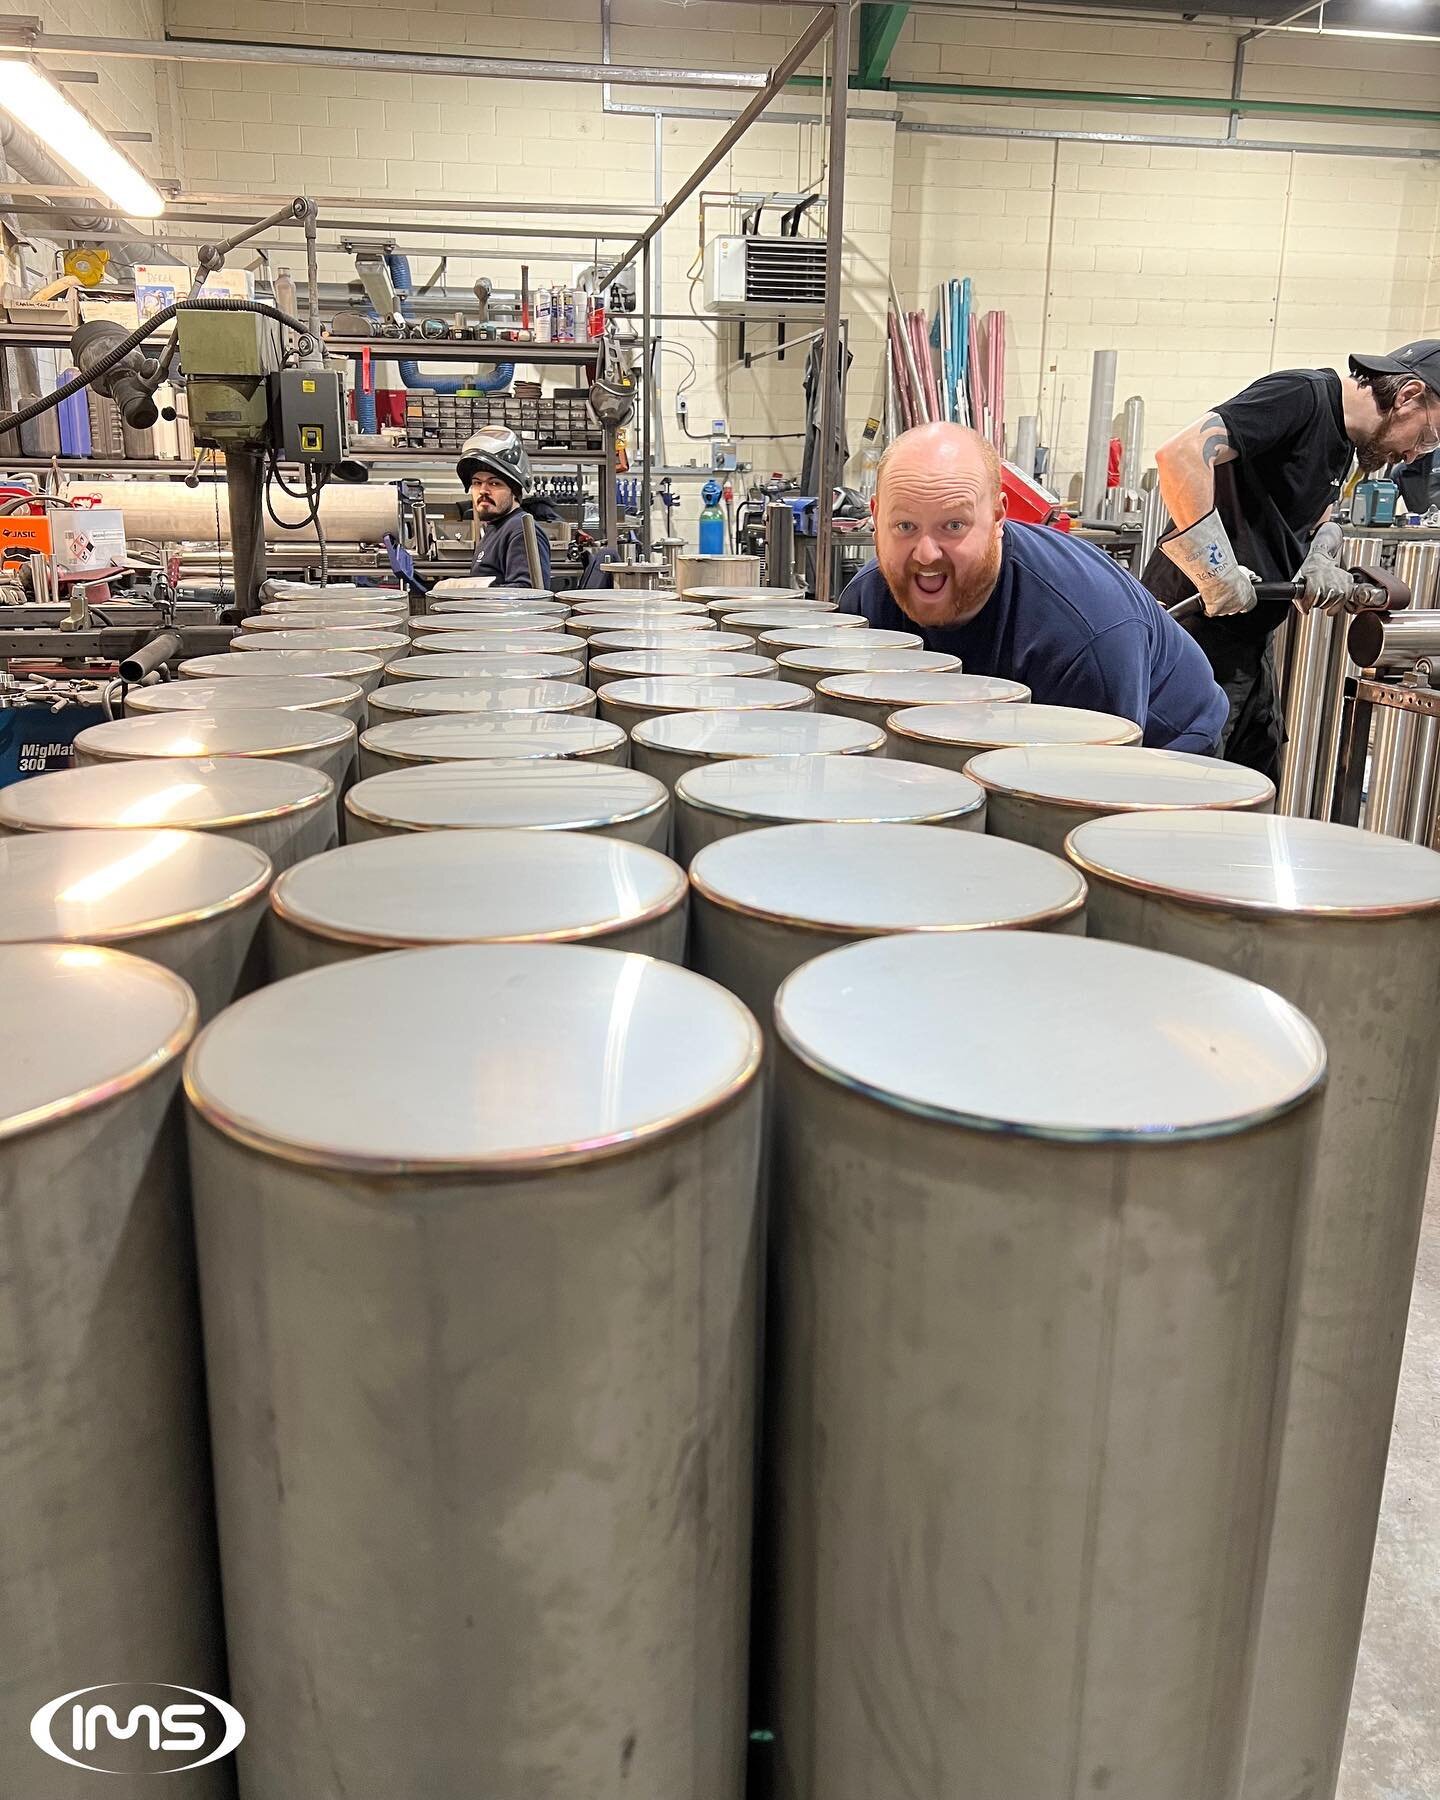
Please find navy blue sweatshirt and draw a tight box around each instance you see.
[840,523,1227,752]
[471,507,552,588]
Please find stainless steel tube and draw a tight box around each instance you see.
[0,943,231,1799]
[595,676,812,736]
[1276,604,1334,817]
[1363,698,1417,836]
[185,944,762,1798]
[629,711,883,792]
[766,930,1326,1800]
[1079,348,1117,520]
[887,701,1140,768]
[180,649,387,697]
[73,709,358,795]
[358,714,628,779]
[1311,613,1354,822]
[343,762,669,851]
[127,675,367,731]
[1066,812,1440,1800]
[1402,710,1440,847]
[1347,608,1440,672]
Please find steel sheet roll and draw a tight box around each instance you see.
[590,630,753,657]
[0,757,337,871]
[970,745,1275,857]
[683,584,805,605]
[589,651,778,691]
[344,761,669,850]
[765,930,1326,1800]
[367,679,596,723]
[598,677,812,735]
[0,828,269,1019]
[75,709,357,795]
[60,476,402,546]
[411,630,587,662]
[675,553,763,594]
[567,615,717,642]
[759,627,917,656]
[127,675,367,731]
[631,710,883,790]
[675,754,985,864]
[268,830,688,974]
[1065,812,1440,1800]
[411,614,564,637]
[232,628,409,659]
[0,944,231,1800]
[889,701,1140,767]
[690,822,1085,1027]
[180,650,386,697]
[360,714,627,779]
[775,647,960,692]
[815,670,1032,730]
[723,611,866,644]
[383,653,584,687]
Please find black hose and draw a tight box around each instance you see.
[0,298,314,437]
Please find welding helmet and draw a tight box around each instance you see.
[457,426,534,498]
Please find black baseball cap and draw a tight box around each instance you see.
[1350,340,1440,397]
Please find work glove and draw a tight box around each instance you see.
[1159,509,1257,618]
[1295,543,1355,615]
[383,533,429,598]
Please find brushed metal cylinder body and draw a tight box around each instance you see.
[723,611,865,646]
[685,586,806,606]
[567,615,717,642]
[0,945,231,1800]
[231,628,409,660]
[430,599,571,617]
[888,701,1141,768]
[675,754,985,864]
[675,553,763,594]
[630,711,883,791]
[74,709,357,795]
[384,653,585,687]
[968,746,1275,858]
[690,821,1085,1029]
[814,671,1031,733]
[345,762,669,851]
[776,647,960,692]
[410,630,587,663]
[588,651,777,690]
[1080,347,1118,519]
[1276,605,1337,818]
[597,677,812,735]
[127,675,367,732]
[0,827,270,1020]
[359,715,628,779]
[0,757,337,873]
[428,580,554,600]
[185,944,762,1800]
[1347,607,1440,672]
[571,600,706,617]
[412,614,566,637]
[1066,812,1440,1800]
[263,582,408,603]
[268,829,688,975]
[179,649,386,697]
[589,630,753,657]
[705,599,831,620]
[262,596,408,618]
[766,930,1325,1800]
[367,679,597,723]
[758,626,916,657]
[1364,699,1418,837]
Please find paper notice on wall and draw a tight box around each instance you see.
[134,265,256,319]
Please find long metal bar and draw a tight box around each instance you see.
[1276,605,1335,817]
[640,237,652,559]
[595,6,837,291]
[1402,711,1440,848]
[11,31,772,90]
[0,185,660,215]
[1364,702,1417,837]
[894,120,1440,161]
[813,0,851,605]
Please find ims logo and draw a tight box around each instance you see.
[30,1685,245,1775]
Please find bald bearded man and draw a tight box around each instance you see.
[839,423,1226,752]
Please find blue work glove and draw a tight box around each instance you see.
[383,534,430,597]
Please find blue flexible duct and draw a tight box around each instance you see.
[353,308,379,434]
[387,252,513,396]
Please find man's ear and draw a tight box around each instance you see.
[996,487,1009,520]
[869,493,879,525]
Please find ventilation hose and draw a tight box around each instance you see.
[387,251,513,396]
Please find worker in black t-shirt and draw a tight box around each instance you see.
[1142,339,1440,778]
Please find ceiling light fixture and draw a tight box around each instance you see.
[0,60,165,217]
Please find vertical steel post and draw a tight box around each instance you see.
[224,445,267,618]
[641,238,653,558]
[1276,605,1333,817]
[1363,698,1417,837]
[814,0,851,603]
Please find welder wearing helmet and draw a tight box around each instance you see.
[456,426,552,588]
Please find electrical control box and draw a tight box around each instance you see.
[268,368,347,466]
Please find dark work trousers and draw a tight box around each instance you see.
[1181,612,1284,783]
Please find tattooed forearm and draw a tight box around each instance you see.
[1198,413,1231,469]
[1154,411,1237,531]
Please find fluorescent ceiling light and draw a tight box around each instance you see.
[0,60,165,217]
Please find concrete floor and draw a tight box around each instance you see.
[1337,1126,1440,1800]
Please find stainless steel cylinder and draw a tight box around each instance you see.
[588,651,778,690]
[888,701,1141,767]
[1081,346,1118,519]
[0,943,231,1800]
[630,710,884,791]
[244,612,407,635]
[345,761,669,850]
[597,677,813,735]
[675,754,985,864]
[367,679,597,723]
[264,581,406,604]
[360,714,628,779]
[412,614,566,637]
[590,630,753,657]
[428,580,554,600]
[74,708,357,795]
[564,587,679,604]
[690,821,1085,1027]
[1276,605,1337,818]
[127,675,367,731]
[384,653,585,687]
[0,827,270,1019]
[179,649,387,697]
[269,829,688,974]
[430,599,571,617]
[815,670,1031,732]
[603,559,667,589]
[758,627,917,657]
[706,599,832,620]
[1065,811,1440,1800]
[1347,607,1440,672]
[567,615,717,642]
[0,757,337,871]
[572,600,706,617]
[410,631,587,662]
[1363,695,1419,837]
[675,553,763,594]
[968,745,1275,858]
[766,930,1326,1800]
[1402,709,1440,846]
[684,586,806,606]
[725,611,866,645]
[775,647,960,692]
[262,596,407,618]
[231,628,409,659]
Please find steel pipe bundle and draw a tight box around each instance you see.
[1066,812,1440,1800]
[367,679,597,724]
[596,676,812,735]
[268,830,688,974]
[74,709,358,795]
[344,762,669,850]
[0,758,337,872]
[630,711,883,791]
[765,930,1325,1800]
[0,828,269,1019]
[968,745,1274,857]
[887,701,1141,767]
[186,944,761,1796]
[674,754,985,864]
[359,714,628,779]
[0,944,230,1800]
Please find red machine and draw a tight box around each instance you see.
[1001,461,1072,531]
